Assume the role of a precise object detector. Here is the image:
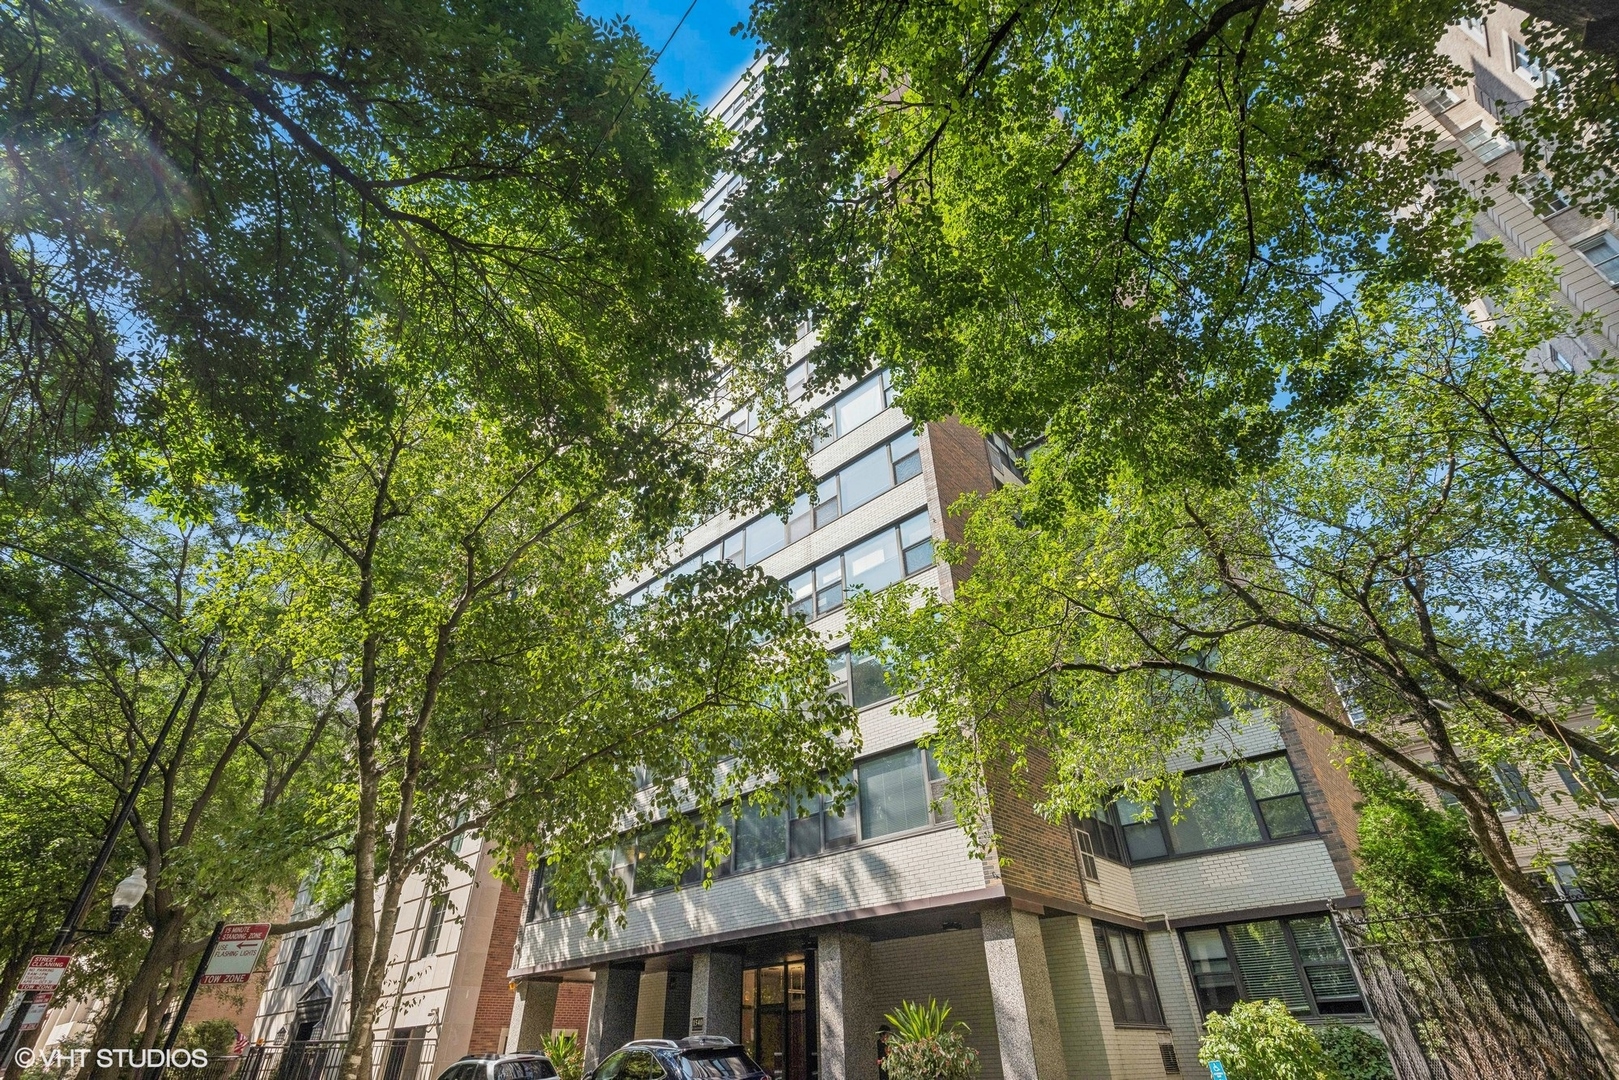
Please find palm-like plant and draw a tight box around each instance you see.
[884,998,961,1042]
[881,999,980,1080]
[538,1032,584,1080]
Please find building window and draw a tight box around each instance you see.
[815,369,898,450]
[633,823,682,893]
[1458,121,1513,164]
[1413,85,1462,114]
[1077,812,1126,865]
[1099,754,1314,864]
[734,800,790,872]
[1509,37,1552,86]
[1491,763,1541,815]
[418,895,448,957]
[858,746,952,839]
[829,647,898,709]
[1459,16,1486,43]
[279,934,307,987]
[1094,924,1167,1027]
[525,862,552,923]
[1181,916,1364,1018]
[1518,173,1571,217]
[306,926,335,980]
[787,512,934,621]
[1576,232,1619,285]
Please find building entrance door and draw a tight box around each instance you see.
[741,956,815,1080]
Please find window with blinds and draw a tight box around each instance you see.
[1094,924,1167,1027]
[1180,916,1365,1018]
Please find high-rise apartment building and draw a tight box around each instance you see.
[502,67,1375,1080]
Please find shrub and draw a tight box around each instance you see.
[1318,1024,1395,1080]
[538,1031,583,1080]
[881,999,981,1080]
[1198,1000,1343,1080]
[183,1019,240,1062]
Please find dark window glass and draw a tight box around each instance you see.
[307,926,335,979]
[789,793,825,860]
[1168,769,1262,853]
[620,1052,664,1080]
[1116,798,1168,861]
[900,513,934,576]
[1075,826,1099,880]
[1290,916,1363,1014]
[1079,813,1126,864]
[734,801,787,871]
[850,650,893,708]
[680,1048,764,1078]
[594,1052,629,1080]
[634,824,681,894]
[814,557,844,614]
[418,895,448,957]
[1227,920,1310,1013]
[525,862,551,922]
[1245,757,1313,838]
[279,935,307,987]
[859,748,931,838]
[1493,763,1541,814]
[1183,928,1240,1016]
[1094,924,1166,1027]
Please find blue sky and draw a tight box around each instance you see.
[578,0,759,109]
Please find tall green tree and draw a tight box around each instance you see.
[0,481,344,1079]
[253,353,849,1080]
[851,262,1619,1060]
[724,0,1611,495]
[0,0,723,506]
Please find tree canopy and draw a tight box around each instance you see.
[1,0,725,506]
[725,0,1614,495]
[850,259,1619,1058]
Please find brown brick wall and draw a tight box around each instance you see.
[985,748,1090,908]
[918,417,997,602]
[466,869,526,1054]
[1276,709,1362,898]
[553,982,591,1034]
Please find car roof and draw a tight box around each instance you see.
[621,1036,744,1055]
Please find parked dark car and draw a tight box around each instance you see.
[435,1053,557,1080]
[587,1037,768,1080]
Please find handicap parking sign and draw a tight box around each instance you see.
[1208,1063,1228,1080]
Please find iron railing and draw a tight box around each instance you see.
[1334,896,1619,1080]
[230,1038,437,1080]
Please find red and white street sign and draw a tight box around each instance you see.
[18,1000,49,1032]
[17,955,70,993]
[199,924,271,985]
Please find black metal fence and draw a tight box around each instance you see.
[1334,896,1619,1080]
[229,1038,437,1080]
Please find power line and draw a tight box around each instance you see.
[575,0,703,189]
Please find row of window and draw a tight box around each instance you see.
[526,745,951,921]
[788,512,935,621]
[626,428,923,608]
[1092,914,1365,1033]
[277,924,341,987]
[1077,753,1315,867]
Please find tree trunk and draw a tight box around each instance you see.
[1446,760,1619,1067]
[87,913,188,1080]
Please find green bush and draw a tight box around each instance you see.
[1318,1024,1394,1080]
[881,999,981,1080]
[1198,1000,1343,1080]
[537,1031,583,1080]
[182,1019,240,1062]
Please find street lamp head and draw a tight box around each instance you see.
[108,866,147,928]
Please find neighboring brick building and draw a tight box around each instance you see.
[246,836,524,1079]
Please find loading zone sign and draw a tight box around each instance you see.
[199,924,271,985]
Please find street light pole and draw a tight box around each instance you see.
[0,639,211,1069]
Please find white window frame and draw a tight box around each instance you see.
[1457,120,1514,164]
[1575,232,1619,286]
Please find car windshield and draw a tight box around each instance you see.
[679,1049,760,1078]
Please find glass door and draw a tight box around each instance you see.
[741,958,815,1080]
